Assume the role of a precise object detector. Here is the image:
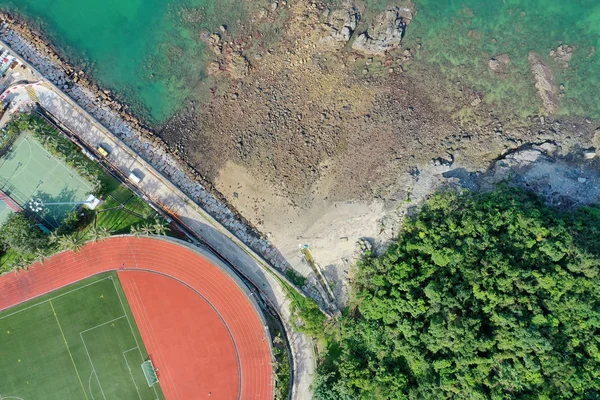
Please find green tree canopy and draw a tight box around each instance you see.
[315,188,600,399]
[0,212,49,255]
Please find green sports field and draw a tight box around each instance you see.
[0,273,165,400]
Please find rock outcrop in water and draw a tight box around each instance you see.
[550,44,573,69]
[351,7,412,55]
[528,51,559,114]
[488,53,511,74]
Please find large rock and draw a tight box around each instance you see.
[550,44,573,68]
[488,53,511,74]
[528,52,559,114]
[351,7,412,55]
[319,4,360,50]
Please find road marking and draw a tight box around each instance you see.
[49,300,89,400]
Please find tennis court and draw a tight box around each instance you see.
[0,201,11,226]
[0,132,92,228]
[0,272,165,400]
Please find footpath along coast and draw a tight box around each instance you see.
[0,23,320,399]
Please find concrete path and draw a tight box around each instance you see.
[1,75,315,399]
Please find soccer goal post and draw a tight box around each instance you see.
[141,359,159,387]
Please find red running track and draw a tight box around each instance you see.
[0,237,274,400]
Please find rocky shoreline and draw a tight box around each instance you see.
[0,13,313,296]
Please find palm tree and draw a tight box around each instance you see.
[88,227,101,242]
[152,219,169,236]
[140,224,153,236]
[30,118,45,133]
[15,116,30,132]
[89,227,112,242]
[98,227,112,241]
[49,231,60,245]
[11,258,30,273]
[33,248,48,265]
[58,234,85,253]
[130,225,142,237]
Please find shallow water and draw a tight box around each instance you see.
[403,0,600,118]
[2,0,600,122]
[0,0,251,123]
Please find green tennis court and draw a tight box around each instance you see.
[0,201,11,226]
[0,132,92,228]
[0,273,165,400]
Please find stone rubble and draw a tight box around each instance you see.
[351,7,412,55]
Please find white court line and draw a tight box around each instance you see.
[2,135,32,179]
[112,279,143,356]
[80,330,112,400]
[88,371,97,400]
[123,347,139,354]
[111,278,160,400]
[79,315,126,335]
[0,277,111,321]
[123,349,143,400]
[27,135,92,191]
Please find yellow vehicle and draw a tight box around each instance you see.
[96,145,109,157]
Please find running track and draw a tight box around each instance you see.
[0,237,274,399]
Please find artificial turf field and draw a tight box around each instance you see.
[0,272,165,400]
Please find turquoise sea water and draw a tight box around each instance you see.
[2,0,600,121]
[0,0,252,123]
[403,0,600,118]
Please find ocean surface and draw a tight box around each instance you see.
[1,0,600,122]
[0,0,253,123]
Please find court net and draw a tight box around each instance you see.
[141,359,159,387]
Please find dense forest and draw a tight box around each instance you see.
[313,188,600,399]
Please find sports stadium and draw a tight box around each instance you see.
[0,236,274,399]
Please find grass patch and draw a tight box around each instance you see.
[0,248,19,274]
[285,268,308,288]
[95,196,156,234]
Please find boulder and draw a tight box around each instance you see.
[488,53,511,73]
[351,7,412,55]
[528,52,559,114]
[507,149,542,165]
[550,44,573,68]
[583,148,597,160]
[319,4,360,50]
